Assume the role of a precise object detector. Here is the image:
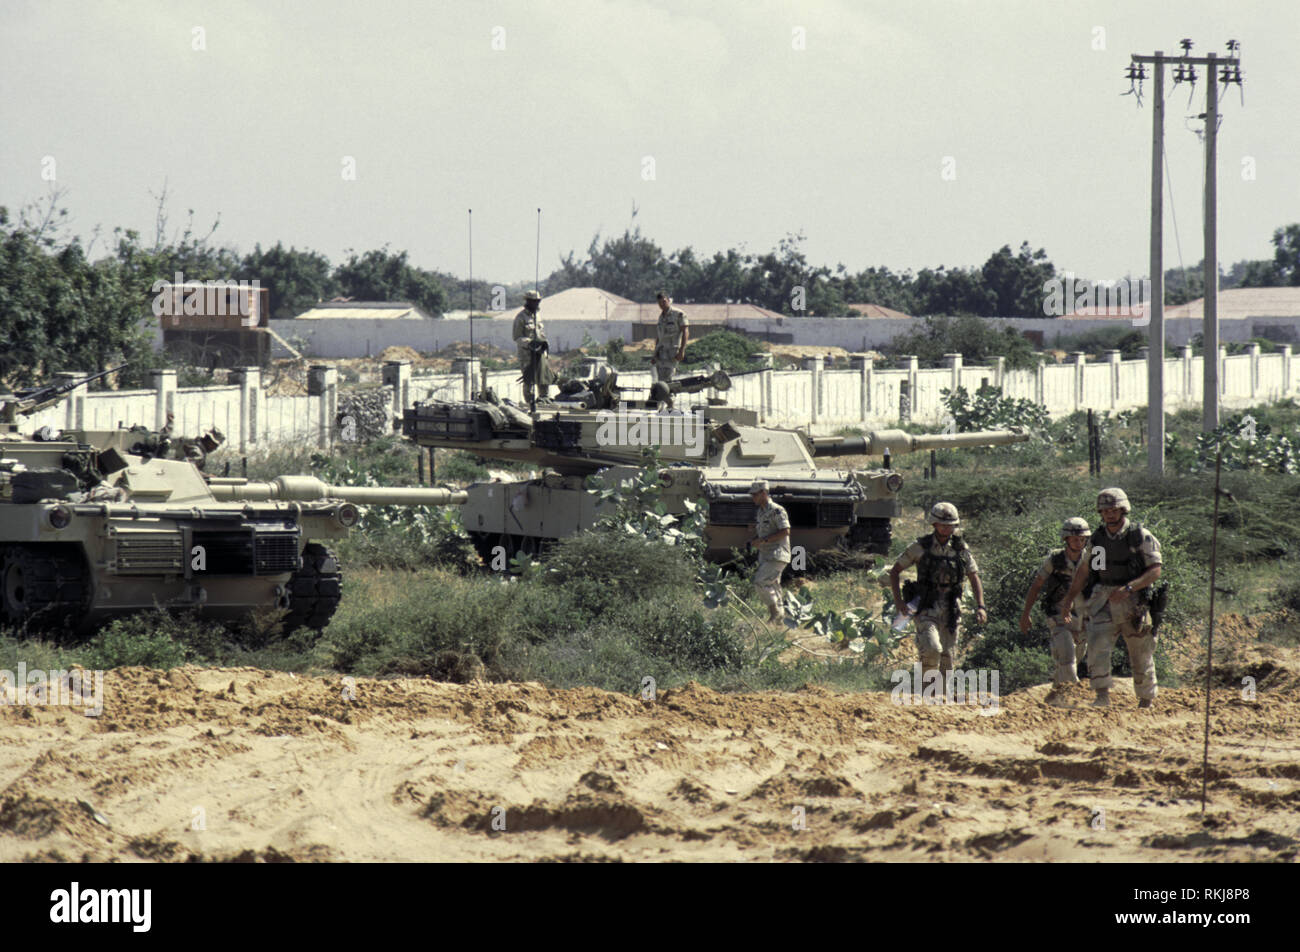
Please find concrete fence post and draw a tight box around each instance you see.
[1181,344,1194,407]
[149,369,178,430]
[802,356,824,426]
[382,359,412,432]
[944,353,962,395]
[452,358,481,402]
[745,352,773,423]
[230,366,261,452]
[53,371,90,431]
[1035,360,1045,407]
[1245,342,1261,400]
[850,353,873,423]
[1283,345,1293,398]
[1072,352,1087,412]
[993,356,1005,391]
[906,356,919,421]
[308,364,338,449]
[1105,349,1121,410]
[1218,345,1228,397]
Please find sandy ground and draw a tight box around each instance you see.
[2,649,1297,863]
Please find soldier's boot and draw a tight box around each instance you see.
[1092,688,1111,708]
[1138,697,1154,709]
[766,603,781,624]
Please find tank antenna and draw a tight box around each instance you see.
[535,207,541,294]
[467,208,474,365]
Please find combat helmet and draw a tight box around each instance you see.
[929,502,960,526]
[523,289,542,303]
[1096,487,1130,513]
[1061,516,1091,539]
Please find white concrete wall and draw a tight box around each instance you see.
[26,348,1300,451]
[268,313,1300,358]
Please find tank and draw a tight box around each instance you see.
[0,421,463,635]
[401,369,1027,563]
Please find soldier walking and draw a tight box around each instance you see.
[512,289,549,405]
[653,291,689,384]
[890,503,987,689]
[748,480,790,624]
[1060,488,1164,709]
[1020,517,1091,704]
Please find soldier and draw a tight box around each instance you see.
[1061,488,1163,709]
[889,502,987,689]
[1020,517,1091,703]
[748,480,791,624]
[653,291,689,384]
[512,289,549,405]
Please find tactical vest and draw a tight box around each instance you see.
[915,532,966,611]
[1086,521,1146,593]
[1039,549,1076,616]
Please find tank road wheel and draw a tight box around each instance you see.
[849,518,893,555]
[0,545,89,635]
[283,543,343,633]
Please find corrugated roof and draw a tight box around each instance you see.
[294,303,432,320]
[846,303,915,319]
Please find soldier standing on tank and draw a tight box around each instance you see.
[653,291,689,385]
[889,502,987,692]
[748,480,791,624]
[1020,517,1091,704]
[1060,488,1164,709]
[513,289,548,405]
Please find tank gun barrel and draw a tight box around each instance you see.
[207,475,466,506]
[811,428,1029,457]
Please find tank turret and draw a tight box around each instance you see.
[0,422,461,635]
[401,392,1033,563]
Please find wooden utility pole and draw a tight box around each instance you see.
[1129,42,1242,451]
[1145,52,1166,475]
[1203,53,1220,431]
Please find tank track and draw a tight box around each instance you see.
[0,544,90,634]
[283,543,343,632]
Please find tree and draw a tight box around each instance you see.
[238,243,338,319]
[333,248,447,315]
[980,242,1056,318]
[910,266,996,317]
[1268,224,1300,286]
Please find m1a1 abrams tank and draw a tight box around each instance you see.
[402,369,1027,563]
[0,415,463,635]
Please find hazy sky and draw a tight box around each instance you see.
[3,0,1297,288]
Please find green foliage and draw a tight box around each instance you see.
[1166,412,1300,475]
[941,384,1049,432]
[81,614,193,669]
[681,329,765,373]
[886,315,1039,370]
[237,242,337,319]
[1050,324,1149,360]
[333,247,447,316]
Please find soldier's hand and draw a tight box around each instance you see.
[1060,602,1072,624]
[1018,613,1030,634]
[1108,587,1129,605]
[976,607,988,625]
[894,600,907,618]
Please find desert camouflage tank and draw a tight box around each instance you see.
[402,368,1027,563]
[0,397,463,634]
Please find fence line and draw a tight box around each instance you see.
[18,344,1298,450]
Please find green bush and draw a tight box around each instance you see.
[81,614,193,669]
[681,329,765,373]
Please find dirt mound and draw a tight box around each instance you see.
[380,345,422,362]
[1,667,1297,862]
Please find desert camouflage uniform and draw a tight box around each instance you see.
[653,306,688,383]
[895,534,979,678]
[1084,520,1162,701]
[512,307,546,402]
[1034,549,1087,685]
[752,499,791,615]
